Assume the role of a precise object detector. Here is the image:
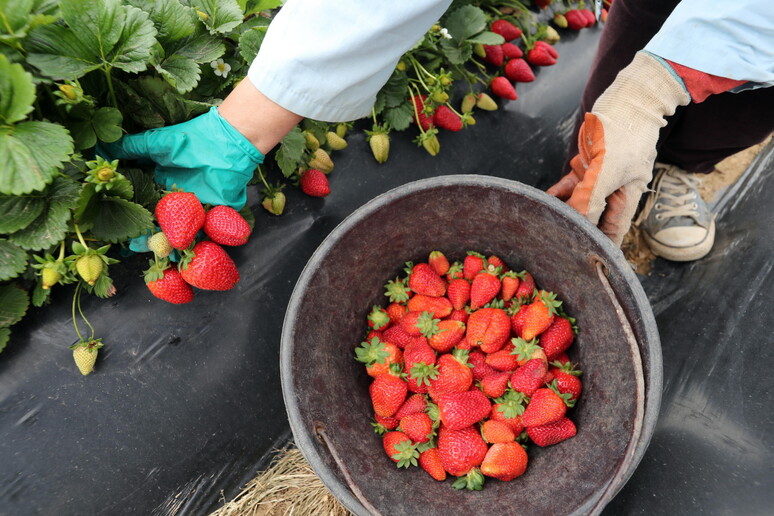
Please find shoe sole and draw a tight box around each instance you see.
[642,220,716,262]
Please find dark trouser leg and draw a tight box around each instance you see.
[562,0,774,175]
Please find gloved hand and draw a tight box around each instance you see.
[97,106,264,210]
[547,52,691,245]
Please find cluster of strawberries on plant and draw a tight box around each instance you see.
[355,250,582,489]
[143,192,253,304]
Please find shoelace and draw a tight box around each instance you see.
[635,167,703,226]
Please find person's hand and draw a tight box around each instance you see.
[547,52,690,245]
[97,106,264,210]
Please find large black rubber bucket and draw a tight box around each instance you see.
[280,175,662,516]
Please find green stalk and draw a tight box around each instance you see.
[74,224,89,249]
[104,66,118,108]
[407,83,427,135]
[71,282,84,342]
[76,283,95,340]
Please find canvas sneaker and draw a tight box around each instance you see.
[636,163,715,262]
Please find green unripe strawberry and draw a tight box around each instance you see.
[148,232,173,258]
[336,123,349,138]
[432,90,449,104]
[41,267,62,290]
[553,13,568,28]
[196,9,208,21]
[369,133,390,164]
[262,191,286,215]
[422,134,440,157]
[545,26,561,44]
[476,93,499,111]
[461,93,477,113]
[326,131,348,150]
[76,255,103,285]
[303,130,320,151]
[308,148,334,174]
[396,60,407,71]
[473,43,486,58]
[58,84,78,100]
[96,166,115,182]
[71,339,103,376]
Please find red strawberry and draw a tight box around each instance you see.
[550,362,583,403]
[383,323,415,349]
[526,42,559,67]
[491,19,522,41]
[482,44,505,67]
[144,262,194,304]
[367,305,391,330]
[481,419,516,444]
[366,341,403,378]
[579,8,596,26]
[601,7,608,22]
[468,351,498,380]
[404,336,438,393]
[299,168,330,197]
[355,335,403,378]
[428,319,466,353]
[470,269,501,309]
[447,278,471,310]
[447,308,469,324]
[521,387,566,427]
[433,105,463,132]
[486,255,506,271]
[386,302,407,325]
[437,425,488,478]
[500,271,520,302]
[446,261,464,281]
[527,417,577,447]
[463,252,485,281]
[479,371,510,398]
[399,412,434,443]
[394,393,428,420]
[535,40,559,58]
[383,431,418,468]
[409,263,447,297]
[504,58,535,83]
[509,358,548,397]
[203,205,251,246]
[565,9,587,30]
[419,447,447,481]
[437,390,491,430]
[410,94,434,130]
[540,316,575,360]
[428,250,450,276]
[511,336,547,366]
[520,291,561,340]
[408,294,452,318]
[179,241,239,291]
[373,413,399,433]
[370,370,408,417]
[480,442,528,481]
[490,407,525,435]
[465,307,510,352]
[490,76,517,100]
[399,311,425,337]
[485,345,519,372]
[511,305,528,336]
[154,192,205,250]
[552,352,571,365]
[428,349,473,400]
[501,42,523,59]
[515,271,535,299]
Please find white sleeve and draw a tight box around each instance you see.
[248,0,453,122]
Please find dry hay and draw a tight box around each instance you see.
[209,445,351,516]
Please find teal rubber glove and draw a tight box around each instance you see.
[97,107,264,210]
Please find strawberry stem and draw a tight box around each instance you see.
[76,282,95,340]
[57,240,65,262]
[71,282,84,342]
[74,224,88,249]
[407,83,428,135]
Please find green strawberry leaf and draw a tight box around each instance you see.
[67,106,124,150]
[124,168,161,209]
[0,121,74,195]
[118,76,209,128]
[0,191,46,234]
[184,0,242,35]
[444,5,486,41]
[87,268,115,298]
[275,126,306,178]
[126,0,196,44]
[440,38,473,65]
[26,0,158,79]
[238,26,267,63]
[0,54,35,125]
[89,197,154,243]
[154,53,201,93]
[382,99,414,131]
[0,239,28,280]
[31,280,51,307]
[0,284,29,327]
[0,0,36,40]
[466,31,505,46]
[0,327,9,353]
[239,0,281,16]
[170,31,225,63]
[8,176,80,251]
[377,71,408,110]
[73,183,98,232]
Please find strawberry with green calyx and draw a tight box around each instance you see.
[308,148,334,174]
[256,165,287,216]
[155,191,205,250]
[482,44,505,67]
[144,258,194,304]
[69,228,117,286]
[437,389,491,430]
[540,316,576,360]
[408,295,452,319]
[416,128,441,157]
[514,270,536,299]
[452,468,486,491]
[465,307,510,352]
[335,122,351,138]
[500,271,521,302]
[366,123,390,164]
[485,343,519,371]
[490,76,517,101]
[408,263,446,297]
[526,40,559,67]
[527,417,577,447]
[447,278,471,310]
[520,290,562,340]
[179,241,240,291]
[463,251,485,281]
[367,305,391,330]
[203,205,251,246]
[481,441,528,481]
[83,156,129,193]
[32,244,69,290]
[383,431,419,468]
[475,92,499,111]
[481,419,516,444]
[439,425,488,481]
[511,336,547,366]
[404,337,438,392]
[491,389,528,433]
[384,276,411,303]
[302,130,320,151]
[419,446,447,481]
[398,412,434,443]
[428,320,465,353]
[554,12,569,28]
[401,311,435,338]
[147,232,173,258]
[370,364,408,417]
[470,266,502,309]
[372,413,399,434]
[325,131,348,150]
[445,261,464,281]
[549,362,582,405]
[299,168,330,197]
[356,336,395,370]
[522,385,568,427]
[510,358,549,396]
[428,250,450,276]
[367,340,403,379]
[409,93,434,131]
[428,348,473,400]
[461,93,477,113]
[70,338,103,376]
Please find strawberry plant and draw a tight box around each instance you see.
[357,250,582,488]
[0,0,591,368]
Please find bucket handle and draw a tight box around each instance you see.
[315,421,385,516]
[588,257,646,515]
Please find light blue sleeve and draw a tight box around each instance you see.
[247,0,453,122]
[644,0,774,87]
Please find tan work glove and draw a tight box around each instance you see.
[548,52,691,245]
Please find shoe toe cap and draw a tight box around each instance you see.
[652,226,710,248]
